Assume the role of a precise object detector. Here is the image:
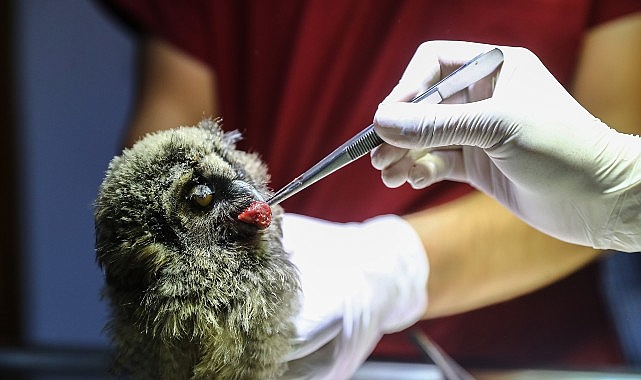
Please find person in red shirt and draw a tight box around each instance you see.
[99,0,641,371]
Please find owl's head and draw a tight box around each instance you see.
[94,119,296,340]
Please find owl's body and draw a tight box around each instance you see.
[94,119,300,379]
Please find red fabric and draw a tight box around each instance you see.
[100,0,641,368]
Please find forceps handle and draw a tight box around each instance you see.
[343,125,382,160]
[411,330,476,380]
[341,71,452,162]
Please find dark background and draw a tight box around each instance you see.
[1,0,136,348]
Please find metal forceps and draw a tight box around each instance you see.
[411,330,476,380]
[267,48,504,206]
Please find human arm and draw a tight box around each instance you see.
[371,40,603,317]
[372,14,641,316]
[122,37,218,147]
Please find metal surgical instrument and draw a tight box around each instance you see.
[267,48,504,206]
[411,330,475,380]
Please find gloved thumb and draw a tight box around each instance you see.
[374,101,508,150]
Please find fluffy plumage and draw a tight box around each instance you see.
[94,119,300,379]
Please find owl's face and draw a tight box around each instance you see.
[95,120,292,338]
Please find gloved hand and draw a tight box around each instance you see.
[371,40,641,252]
[279,213,428,380]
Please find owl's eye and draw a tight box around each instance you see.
[189,184,214,208]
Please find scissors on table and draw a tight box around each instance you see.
[267,48,504,206]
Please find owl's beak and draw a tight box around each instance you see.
[231,180,265,202]
[232,180,272,230]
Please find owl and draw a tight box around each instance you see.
[94,119,300,379]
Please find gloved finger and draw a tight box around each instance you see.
[379,149,432,188]
[373,102,438,149]
[407,149,464,189]
[380,152,413,188]
[490,45,538,98]
[384,77,436,104]
[441,72,499,104]
[385,41,501,104]
[370,143,409,170]
[374,101,505,150]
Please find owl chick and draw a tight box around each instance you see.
[94,119,300,379]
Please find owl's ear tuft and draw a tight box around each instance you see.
[197,117,242,149]
[221,129,242,148]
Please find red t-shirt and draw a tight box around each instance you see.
[100,0,641,368]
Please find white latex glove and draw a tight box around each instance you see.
[279,213,428,380]
[371,40,641,252]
